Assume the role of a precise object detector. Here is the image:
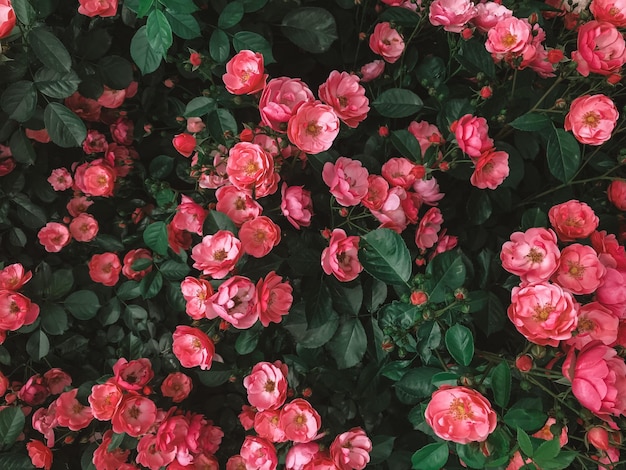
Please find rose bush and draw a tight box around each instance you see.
[0,0,625,469]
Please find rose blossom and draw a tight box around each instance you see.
[591,0,626,27]
[136,434,176,470]
[330,427,372,470]
[381,157,424,190]
[121,248,153,281]
[97,86,125,108]
[322,157,369,206]
[552,244,606,294]
[27,440,52,470]
[43,368,71,395]
[206,275,258,329]
[244,361,288,411]
[77,0,117,17]
[596,268,626,317]
[18,374,49,405]
[256,271,293,327]
[500,228,561,284]
[369,22,405,63]
[470,149,510,190]
[92,430,130,470]
[67,196,93,217]
[73,158,117,197]
[215,186,262,226]
[223,50,268,95]
[286,443,319,470]
[38,222,71,253]
[415,207,444,250]
[471,2,513,33]
[591,230,626,271]
[607,180,626,211]
[172,195,208,236]
[227,141,278,197]
[69,213,99,242]
[507,282,579,346]
[111,394,157,437]
[287,101,340,155]
[281,183,313,229]
[566,302,619,350]
[180,276,214,320]
[239,216,281,258]
[572,20,626,76]
[0,0,16,39]
[0,263,32,291]
[318,71,369,128]
[54,388,94,431]
[240,436,278,470]
[413,178,444,206]
[562,341,626,420]
[321,228,363,282]
[450,114,493,158]
[88,252,122,286]
[88,381,123,420]
[260,77,315,132]
[48,168,73,191]
[112,357,154,391]
[32,406,57,448]
[191,230,242,279]
[564,94,619,146]
[172,133,196,158]
[279,399,322,443]
[370,186,410,232]
[65,92,101,121]
[161,372,193,403]
[360,60,385,82]
[429,0,477,33]
[548,200,599,242]
[425,386,497,444]
[0,290,39,332]
[172,325,215,370]
[361,175,389,211]
[186,116,205,133]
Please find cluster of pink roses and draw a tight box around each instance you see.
[230,360,372,470]
[0,263,39,342]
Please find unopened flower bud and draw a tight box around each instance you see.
[381,338,394,352]
[378,125,389,137]
[530,344,546,359]
[302,387,312,398]
[454,288,467,301]
[410,290,428,305]
[587,427,610,451]
[479,86,492,99]
[515,354,533,372]
[339,208,349,217]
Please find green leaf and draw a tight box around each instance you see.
[456,443,487,469]
[363,277,387,312]
[26,330,49,361]
[218,1,244,29]
[12,0,36,26]
[0,453,35,469]
[474,292,506,337]
[143,221,169,256]
[29,28,72,72]
[207,108,237,145]
[283,301,339,349]
[98,56,134,90]
[159,260,190,280]
[34,68,81,99]
[130,26,162,75]
[40,303,68,335]
[395,367,438,404]
[9,129,36,165]
[445,324,474,366]
[0,407,25,450]
[160,0,199,12]
[147,9,173,55]
[521,208,547,230]
[504,407,546,431]
[373,88,423,118]
[117,281,141,301]
[184,97,216,118]
[517,427,534,458]
[328,279,363,316]
[65,290,100,320]
[424,251,466,303]
[391,129,422,161]
[327,318,367,369]
[0,346,10,365]
[535,438,561,462]
[466,190,492,225]
[197,363,233,387]
[241,0,268,12]
[13,193,46,229]
[235,326,262,354]
[380,360,412,381]
[0,81,37,122]
[547,128,581,183]
[209,29,230,64]
[411,442,449,470]
[510,113,551,131]
[137,0,154,17]
[107,432,126,452]
[44,102,87,147]
[149,154,175,178]
[281,7,338,54]
[415,56,446,88]
[379,7,420,26]
[369,435,396,465]
[233,31,275,64]
[491,361,511,407]
[379,301,419,331]
[203,210,236,235]
[139,271,163,299]
[99,297,121,326]
[165,11,201,39]
[359,228,412,285]
[457,37,495,78]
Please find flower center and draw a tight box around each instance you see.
[449,398,474,420]
[240,71,251,84]
[235,197,247,210]
[578,317,594,332]
[533,304,554,322]
[128,405,141,420]
[294,414,306,426]
[526,248,544,264]
[582,111,601,128]
[264,380,275,392]
[306,122,322,136]
[567,261,585,278]
[502,32,518,48]
[213,249,227,261]
[338,96,348,108]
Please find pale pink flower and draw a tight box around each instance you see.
[66,196,93,217]
[287,101,340,155]
[48,168,73,191]
[54,388,94,431]
[591,230,626,271]
[590,0,626,27]
[172,325,215,370]
[111,394,157,437]
[500,228,561,284]
[381,157,424,190]
[43,368,72,395]
[566,302,619,350]
[69,213,99,242]
[281,183,313,229]
[32,405,57,448]
[360,60,385,82]
[370,186,409,233]
[180,276,214,320]
[485,17,535,62]
[78,0,117,17]
[471,2,513,33]
[88,252,121,286]
[330,427,372,470]
[215,186,262,227]
[322,157,369,206]
[73,159,117,197]
[88,381,123,421]
[564,94,619,146]
[470,149,510,190]
[425,386,497,444]
[223,50,268,95]
[607,180,626,211]
[260,77,315,132]
[552,244,606,294]
[0,263,32,291]
[413,177,444,205]
[361,175,389,211]
[548,200,599,242]
[206,275,258,329]
[256,271,293,327]
[415,207,444,250]
[172,195,208,236]
[255,410,287,443]
[369,22,405,63]
[572,20,626,76]
[240,436,278,470]
[239,216,281,258]
[286,443,319,470]
[244,361,288,412]
[408,120,444,157]
[227,141,279,198]
[429,0,477,33]
[38,222,71,253]
[186,117,205,133]
[319,71,369,128]
[321,229,363,282]
[279,399,322,443]
[451,114,493,158]
[191,230,242,279]
[136,434,176,470]
[596,268,626,318]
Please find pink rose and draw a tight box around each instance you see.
[370,186,410,233]
[566,302,619,350]
[361,175,389,211]
[27,440,53,470]
[596,268,626,317]
[0,263,31,291]
[507,282,579,346]
[92,430,130,470]
[88,382,123,420]
[239,216,281,258]
[69,213,99,242]
[450,114,493,158]
[67,196,93,217]
[96,86,125,108]
[73,159,117,197]
[500,228,561,284]
[65,93,102,122]
[321,229,363,282]
[223,50,268,95]
[244,361,288,411]
[256,271,293,327]
[112,357,154,391]
[318,71,369,128]
[160,372,193,403]
[227,141,279,198]
[172,195,208,236]
[415,207,444,250]
[88,252,121,286]
[429,0,477,33]
[607,180,626,211]
[54,388,94,431]
[381,157,424,190]
[82,130,108,154]
[254,409,287,443]
[180,276,214,320]
[32,406,57,448]
[471,2,513,33]
[485,17,534,63]
[548,199,599,242]
[562,342,626,420]
[121,248,153,281]
[191,230,242,279]
[572,20,626,76]
[413,177,444,206]
[240,436,278,470]
[424,386,497,444]
[260,77,315,132]
[322,157,369,206]
[591,230,626,271]
[0,0,16,39]
[186,116,205,133]
[111,394,157,437]
[564,94,619,146]
[172,325,215,370]
[408,120,444,157]
[287,101,340,155]
[281,183,313,229]
[369,22,405,63]
[77,0,117,18]
[590,0,626,27]
[216,186,262,227]
[18,374,49,405]
[206,275,258,329]
[286,443,319,470]
[552,244,606,294]
[110,117,133,145]
[48,168,73,191]
[136,434,176,470]
[279,399,322,443]
[172,133,197,157]
[360,60,385,82]
[470,149,509,190]
[38,222,71,253]
[330,427,372,470]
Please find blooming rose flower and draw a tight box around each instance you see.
[566,302,619,350]
[239,216,281,258]
[27,440,53,470]
[322,157,369,206]
[0,263,32,291]
[97,86,125,108]
[110,116,133,146]
[88,252,122,286]
[172,195,208,236]
[73,159,117,197]
[413,178,445,206]
[186,116,205,133]
[279,399,322,443]
[552,244,606,295]
[43,368,71,395]
[112,357,154,391]
[111,394,157,437]
[83,130,108,155]
[607,180,626,211]
[286,443,319,470]
[287,101,340,155]
[360,60,385,82]
[564,94,619,145]
[548,200,599,242]
[88,381,123,420]
[596,268,626,317]
[155,413,199,466]
[161,372,193,403]
[18,374,49,405]
[370,186,411,233]
[318,71,369,128]
[244,361,288,411]
[416,207,444,250]
[240,436,278,470]
[369,22,405,63]
[500,228,561,284]
[92,430,130,470]
[216,185,262,227]
[0,290,39,332]
[172,133,197,157]
[121,248,153,281]
[48,168,73,191]
[227,141,278,197]
[191,230,242,279]
[69,213,99,242]
[408,120,444,157]
[255,409,287,443]
[381,157,424,190]
[54,388,94,431]
[260,77,315,132]
[136,434,176,470]
[425,386,497,444]
[180,276,214,320]
[591,230,626,271]
[485,16,535,63]
[77,0,117,18]
[32,406,57,448]
[256,271,293,327]
[66,196,93,217]
[206,275,258,329]
[65,93,102,122]
[470,149,510,190]
[471,2,513,33]
[281,183,313,229]
[590,0,626,26]
[330,427,372,470]
[450,114,493,158]
[361,175,389,211]
[38,222,71,253]
[572,20,626,76]
[507,282,579,346]
[562,341,626,420]
[172,325,215,370]
[321,228,363,282]
[429,0,477,33]
[223,50,268,95]
[0,0,16,39]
